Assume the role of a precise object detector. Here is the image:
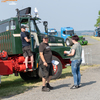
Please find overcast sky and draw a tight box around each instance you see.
[0,0,100,31]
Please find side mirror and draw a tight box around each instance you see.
[70,33,72,36]
[63,31,65,34]
[43,21,48,33]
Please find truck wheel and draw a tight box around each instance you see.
[52,55,62,79]
[20,70,39,81]
[1,55,8,60]
[66,38,73,46]
[1,51,8,60]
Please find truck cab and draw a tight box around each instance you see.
[0,7,71,81]
[61,27,88,46]
[48,28,58,37]
[61,27,74,42]
[44,28,58,37]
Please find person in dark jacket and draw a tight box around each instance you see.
[20,26,34,72]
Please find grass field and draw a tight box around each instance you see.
[0,65,97,98]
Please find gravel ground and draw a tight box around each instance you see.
[2,36,100,100]
[2,66,100,100]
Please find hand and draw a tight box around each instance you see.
[43,62,48,67]
[64,51,67,54]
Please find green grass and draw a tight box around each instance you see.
[0,74,42,97]
[60,66,72,78]
[0,64,98,98]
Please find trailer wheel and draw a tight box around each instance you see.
[66,38,73,46]
[52,55,62,79]
[20,70,39,81]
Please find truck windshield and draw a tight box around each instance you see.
[97,28,100,32]
[35,20,45,33]
[21,19,35,32]
[30,20,35,32]
[48,32,57,35]
[65,30,74,35]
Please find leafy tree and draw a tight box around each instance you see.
[94,10,100,27]
[99,11,100,15]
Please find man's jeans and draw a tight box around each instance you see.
[71,59,82,86]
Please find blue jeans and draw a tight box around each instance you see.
[71,59,82,86]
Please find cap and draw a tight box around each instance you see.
[43,35,49,39]
[21,25,26,29]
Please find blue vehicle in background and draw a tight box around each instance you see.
[45,27,74,38]
[44,28,58,37]
[45,27,88,46]
[94,27,100,37]
[61,27,74,41]
[61,27,88,46]
[44,27,74,46]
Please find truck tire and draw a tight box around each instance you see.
[1,51,8,60]
[66,38,73,46]
[52,55,62,79]
[20,70,39,81]
[1,55,8,60]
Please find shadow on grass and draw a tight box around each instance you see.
[0,77,42,98]
[1,69,72,98]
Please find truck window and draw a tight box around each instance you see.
[30,20,35,32]
[10,20,16,30]
[64,30,74,35]
[36,20,44,33]
[97,28,100,31]
[48,32,57,35]
[0,22,9,33]
[21,19,29,32]
[21,19,35,32]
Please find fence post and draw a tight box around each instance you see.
[82,49,85,64]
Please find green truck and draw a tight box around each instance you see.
[0,7,71,81]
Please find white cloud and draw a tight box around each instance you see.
[9,2,17,5]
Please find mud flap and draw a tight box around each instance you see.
[0,60,13,75]
[0,75,1,84]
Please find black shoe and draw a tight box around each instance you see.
[46,83,53,90]
[42,86,50,92]
[26,68,29,72]
[78,84,82,88]
[70,85,78,89]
